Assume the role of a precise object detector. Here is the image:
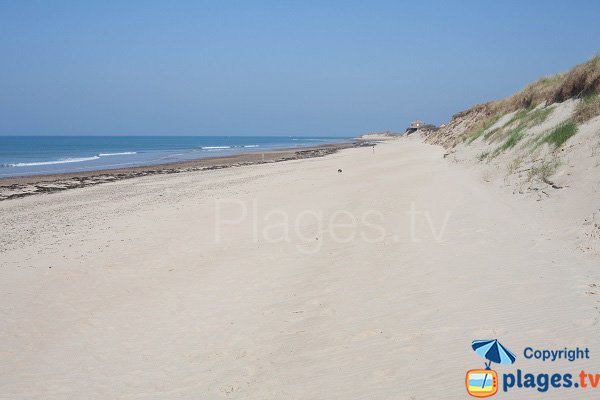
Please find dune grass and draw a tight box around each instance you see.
[502,107,553,131]
[528,159,561,183]
[502,128,525,150]
[477,151,490,161]
[500,54,600,110]
[503,108,532,127]
[543,121,578,148]
[507,156,523,174]
[454,55,598,131]
[434,55,599,148]
[489,126,526,158]
[483,106,553,144]
[464,114,502,144]
[574,93,600,123]
[526,107,554,126]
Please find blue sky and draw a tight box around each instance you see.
[1,1,599,136]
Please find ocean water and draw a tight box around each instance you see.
[0,136,351,177]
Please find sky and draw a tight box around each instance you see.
[1,1,600,136]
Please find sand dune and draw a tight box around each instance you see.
[1,137,599,399]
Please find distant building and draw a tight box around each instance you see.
[405,120,438,135]
[410,120,424,129]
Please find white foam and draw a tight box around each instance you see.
[201,146,231,150]
[97,152,137,157]
[4,156,100,167]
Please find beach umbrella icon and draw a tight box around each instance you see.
[471,339,516,390]
[472,339,516,369]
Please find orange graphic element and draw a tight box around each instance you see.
[466,369,498,398]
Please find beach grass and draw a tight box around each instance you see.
[484,106,553,144]
[477,151,490,161]
[543,121,578,148]
[528,158,560,183]
[574,93,600,123]
[489,126,525,158]
[525,107,553,126]
[465,114,502,144]
[501,127,525,150]
[433,55,599,148]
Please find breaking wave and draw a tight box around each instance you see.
[2,156,101,168]
[97,151,137,156]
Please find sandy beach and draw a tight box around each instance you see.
[1,136,599,399]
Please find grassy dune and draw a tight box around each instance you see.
[426,55,600,190]
[429,55,600,149]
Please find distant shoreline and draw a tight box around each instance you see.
[0,142,368,201]
[0,135,354,178]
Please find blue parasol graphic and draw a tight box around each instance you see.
[471,339,516,388]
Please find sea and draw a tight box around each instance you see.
[0,136,352,177]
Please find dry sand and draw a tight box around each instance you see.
[1,137,599,399]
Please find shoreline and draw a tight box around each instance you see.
[0,142,367,201]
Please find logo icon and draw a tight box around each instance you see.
[466,369,498,398]
[466,339,516,398]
